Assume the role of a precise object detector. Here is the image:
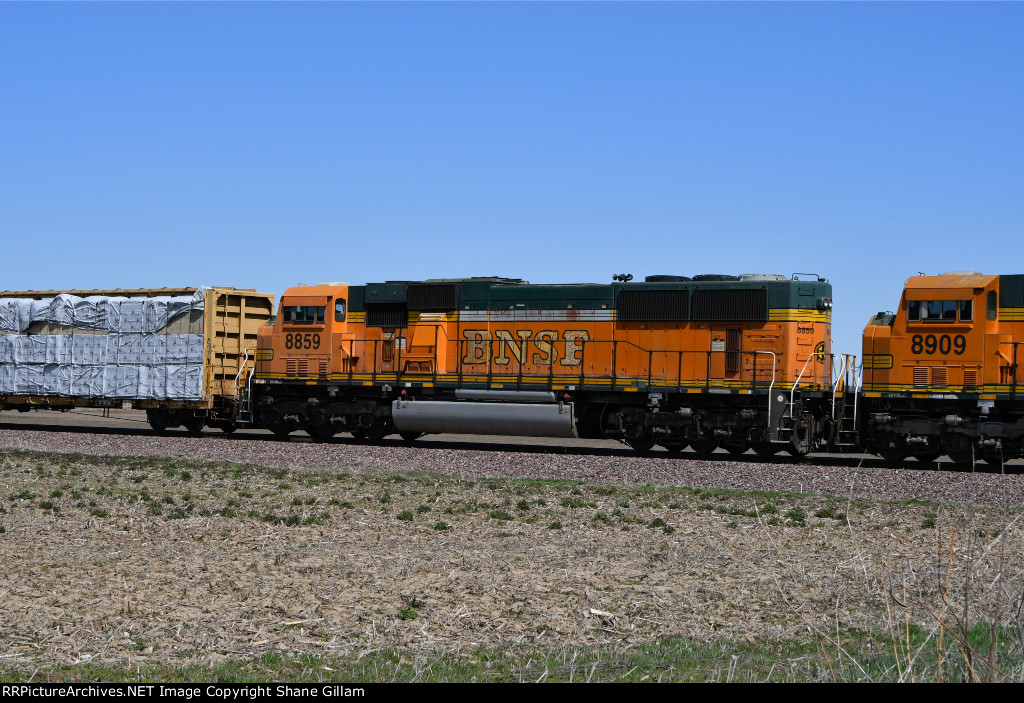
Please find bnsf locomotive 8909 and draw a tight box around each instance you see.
[251,274,852,457]
[862,272,1024,465]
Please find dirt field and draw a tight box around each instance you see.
[1,446,1022,680]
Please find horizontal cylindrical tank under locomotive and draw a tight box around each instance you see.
[862,272,1024,465]
[251,274,844,455]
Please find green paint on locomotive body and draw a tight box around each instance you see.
[347,275,832,316]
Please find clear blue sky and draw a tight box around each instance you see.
[2,2,1022,357]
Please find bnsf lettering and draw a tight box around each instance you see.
[462,329,590,366]
[284,333,321,350]
[910,334,966,356]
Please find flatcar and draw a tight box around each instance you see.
[862,272,1024,465]
[0,287,274,433]
[251,273,852,456]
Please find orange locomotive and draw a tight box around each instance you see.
[252,274,850,455]
[862,272,1024,465]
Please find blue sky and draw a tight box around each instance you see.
[2,2,1022,357]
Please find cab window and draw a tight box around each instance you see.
[335,299,347,322]
[907,300,967,323]
[282,305,325,324]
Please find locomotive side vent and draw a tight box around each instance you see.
[617,290,689,322]
[692,289,768,322]
[964,369,979,389]
[408,283,459,311]
[366,304,409,328]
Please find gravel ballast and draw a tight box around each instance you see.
[1,426,1022,508]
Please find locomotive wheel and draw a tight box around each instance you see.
[362,419,393,442]
[876,447,909,465]
[947,450,975,467]
[625,436,656,453]
[751,442,780,458]
[306,424,336,441]
[269,424,292,439]
[183,416,205,436]
[220,422,238,435]
[350,429,365,439]
[690,437,719,456]
[659,440,687,454]
[399,432,423,443]
[724,444,749,457]
[911,450,941,463]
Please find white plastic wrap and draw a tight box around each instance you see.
[0,290,206,400]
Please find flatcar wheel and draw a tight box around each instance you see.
[147,410,168,433]
[220,422,237,435]
[751,443,780,458]
[690,437,719,456]
[625,436,656,453]
[183,416,205,436]
[399,432,423,443]
[306,424,336,441]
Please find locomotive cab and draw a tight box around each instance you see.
[254,284,351,436]
[863,273,995,395]
[860,272,1024,465]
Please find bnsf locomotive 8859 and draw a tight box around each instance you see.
[251,274,851,456]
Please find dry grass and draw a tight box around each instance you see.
[0,449,1021,681]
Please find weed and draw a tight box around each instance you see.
[397,510,414,522]
[432,521,450,531]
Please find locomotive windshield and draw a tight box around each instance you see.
[907,299,972,323]
[282,305,325,324]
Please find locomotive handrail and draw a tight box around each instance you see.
[331,331,809,392]
[789,352,817,423]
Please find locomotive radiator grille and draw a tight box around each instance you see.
[964,369,979,388]
[286,359,309,377]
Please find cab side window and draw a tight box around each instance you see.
[335,299,347,322]
[959,300,973,322]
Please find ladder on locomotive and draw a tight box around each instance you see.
[773,353,859,452]
[831,353,860,449]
